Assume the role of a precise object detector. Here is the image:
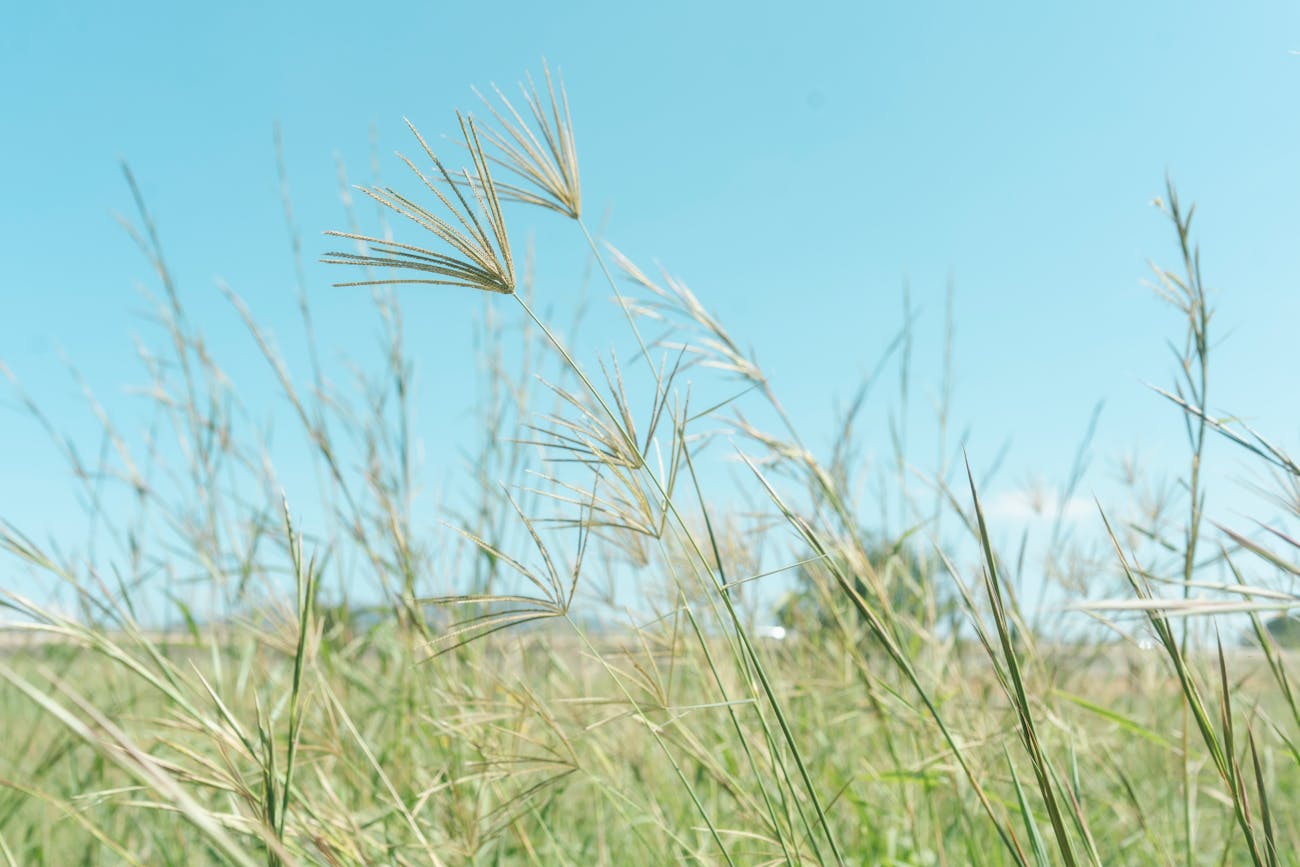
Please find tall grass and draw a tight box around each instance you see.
[2,64,1298,865]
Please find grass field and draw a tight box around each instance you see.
[3,65,1299,865]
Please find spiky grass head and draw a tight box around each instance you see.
[323,113,515,295]
[474,60,581,220]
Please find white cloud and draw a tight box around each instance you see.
[981,488,1094,524]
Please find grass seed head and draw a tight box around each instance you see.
[473,60,582,220]
[323,113,515,295]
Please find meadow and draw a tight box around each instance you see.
[2,65,1298,865]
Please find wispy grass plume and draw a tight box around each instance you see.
[323,113,514,294]
[474,59,582,220]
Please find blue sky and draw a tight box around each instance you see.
[3,1,1300,610]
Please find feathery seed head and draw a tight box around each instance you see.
[323,113,516,295]
[473,60,582,220]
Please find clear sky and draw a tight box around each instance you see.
[3,1,1299,609]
